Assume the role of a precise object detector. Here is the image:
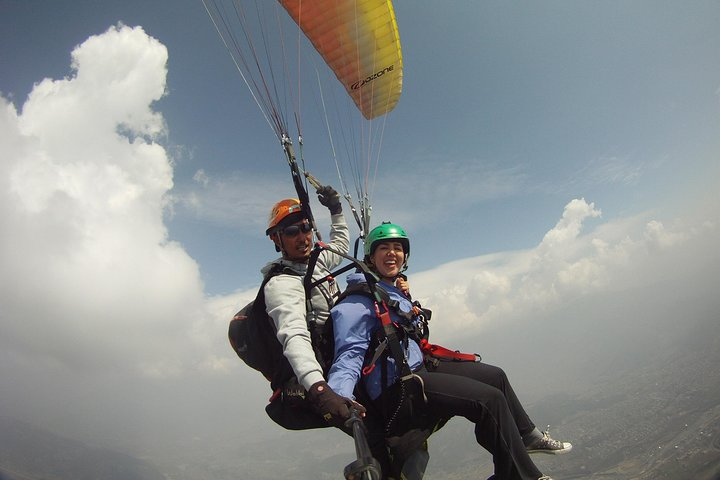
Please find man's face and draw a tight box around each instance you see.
[273,220,313,261]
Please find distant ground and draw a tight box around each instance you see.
[2,303,718,479]
[423,314,720,480]
[0,416,165,480]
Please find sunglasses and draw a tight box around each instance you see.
[281,222,312,237]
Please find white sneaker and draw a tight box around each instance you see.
[526,427,573,455]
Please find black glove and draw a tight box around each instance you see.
[316,185,342,215]
[307,381,363,426]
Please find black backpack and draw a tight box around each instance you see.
[230,263,338,390]
[228,244,392,430]
[228,265,297,391]
[227,263,336,430]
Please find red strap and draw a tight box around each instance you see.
[419,339,479,362]
[360,302,393,377]
[374,301,393,327]
[269,388,282,403]
[372,300,413,379]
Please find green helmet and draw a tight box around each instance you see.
[364,222,410,259]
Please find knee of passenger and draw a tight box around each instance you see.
[487,364,510,387]
[478,386,509,414]
[497,367,509,383]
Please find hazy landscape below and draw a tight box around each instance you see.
[2,277,719,480]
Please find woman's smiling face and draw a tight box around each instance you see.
[369,241,405,281]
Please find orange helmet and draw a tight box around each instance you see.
[266,198,304,235]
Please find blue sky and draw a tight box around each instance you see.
[4,1,718,295]
[1,1,719,477]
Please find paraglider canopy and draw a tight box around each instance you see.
[203,0,405,248]
[278,0,403,120]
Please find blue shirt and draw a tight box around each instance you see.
[327,272,424,400]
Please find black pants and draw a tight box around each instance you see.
[416,361,542,480]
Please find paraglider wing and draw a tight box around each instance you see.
[279,0,403,120]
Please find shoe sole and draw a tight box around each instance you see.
[528,444,573,455]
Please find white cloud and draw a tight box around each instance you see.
[538,197,602,249]
[0,24,221,378]
[192,168,210,187]
[643,219,688,249]
[410,198,719,343]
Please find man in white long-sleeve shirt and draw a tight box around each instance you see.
[261,187,359,424]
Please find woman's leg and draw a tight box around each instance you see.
[430,361,536,438]
[415,370,543,480]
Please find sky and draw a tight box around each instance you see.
[1,0,719,477]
